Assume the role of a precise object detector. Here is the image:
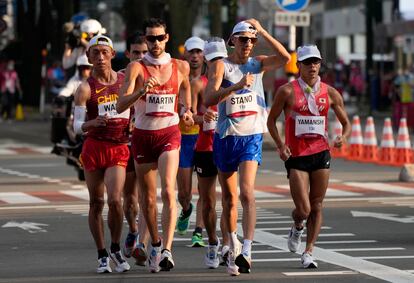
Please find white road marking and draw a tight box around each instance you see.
[317,240,377,244]
[259,226,331,231]
[346,182,414,195]
[360,256,414,260]
[283,271,358,276]
[278,184,362,197]
[0,192,48,204]
[327,247,405,252]
[250,227,414,283]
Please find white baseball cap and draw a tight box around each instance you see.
[76,54,92,66]
[87,35,113,51]
[297,45,322,62]
[184,36,205,51]
[204,38,227,61]
[80,19,103,34]
[228,21,257,47]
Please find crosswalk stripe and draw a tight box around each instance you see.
[345,182,414,195]
[283,271,358,276]
[277,184,362,197]
[0,192,48,204]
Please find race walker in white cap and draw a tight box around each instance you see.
[267,44,350,269]
[73,34,131,274]
[204,19,291,276]
[188,37,231,269]
[176,36,206,248]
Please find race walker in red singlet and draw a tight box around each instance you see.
[130,59,181,164]
[81,72,130,171]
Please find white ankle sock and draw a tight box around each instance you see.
[242,239,252,256]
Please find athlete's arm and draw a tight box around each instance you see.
[245,19,290,72]
[73,81,107,133]
[191,78,205,125]
[329,86,351,148]
[204,60,252,107]
[116,61,142,113]
[267,83,292,161]
[178,60,194,126]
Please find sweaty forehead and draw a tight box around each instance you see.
[146,26,166,35]
[235,31,256,38]
[89,45,113,52]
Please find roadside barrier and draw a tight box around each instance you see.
[347,115,363,161]
[361,116,378,162]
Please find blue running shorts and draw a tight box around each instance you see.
[213,133,263,172]
[179,134,198,168]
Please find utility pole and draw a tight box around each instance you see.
[365,0,382,114]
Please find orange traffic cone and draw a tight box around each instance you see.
[331,117,348,158]
[377,118,395,165]
[361,116,378,163]
[347,115,364,161]
[394,118,412,166]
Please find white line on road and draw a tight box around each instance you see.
[345,182,414,195]
[317,240,377,244]
[0,192,48,204]
[259,226,331,231]
[326,247,405,252]
[250,227,414,283]
[277,184,362,197]
[283,271,358,276]
[359,256,414,260]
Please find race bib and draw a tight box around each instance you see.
[295,115,325,137]
[98,101,130,119]
[145,93,175,116]
[226,91,258,117]
[203,111,218,132]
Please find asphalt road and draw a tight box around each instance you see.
[0,118,413,282]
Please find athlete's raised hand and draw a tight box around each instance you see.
[236,72,254,90]
[143,76,160,92]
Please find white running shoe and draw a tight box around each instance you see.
[220,245,229,266]
[97,256,112,273]
[205,239,220,269]
[110,251,131,272]
[159,249,175,271]
[148,245,162,273]
[301,252,318,268]
[226,250,240,276]
[235,251,251,273]
[287,226,304,252]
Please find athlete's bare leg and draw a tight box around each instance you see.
[105,166,126,244]
[136,162,159,244]
[239,161,258,241]
[198,175,217,243]
[218,170,238,246]
[123,171,138,233]
[123,171,149,244]
[220,215,229,246]
[158,149,179,250]
[306,169,329,253]
[86,169,106,250]
[177,167,193,211]
[289,169,311,229]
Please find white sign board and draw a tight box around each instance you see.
[275,12,310,27]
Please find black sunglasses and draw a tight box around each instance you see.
[234,36,258,44]
[145,34,167,43]
[301,58,321,66]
